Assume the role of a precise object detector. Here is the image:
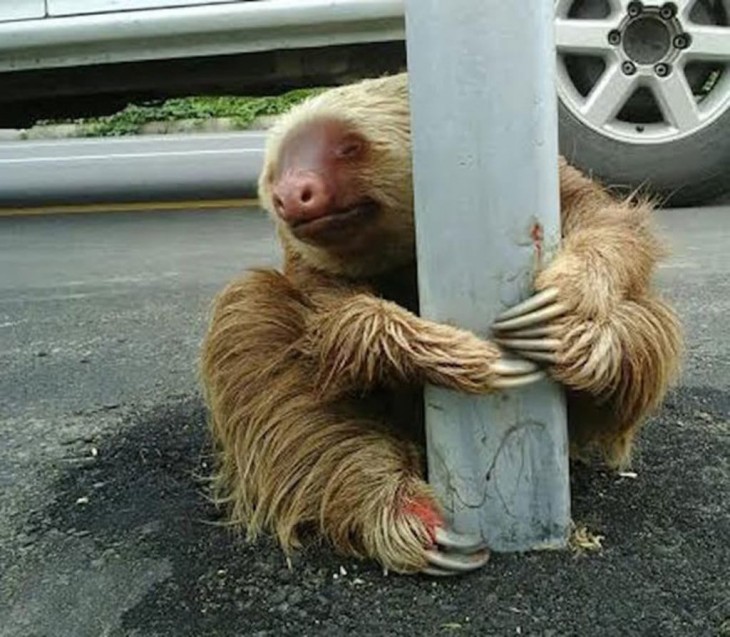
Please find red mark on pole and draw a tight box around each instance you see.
[531,221,544,263]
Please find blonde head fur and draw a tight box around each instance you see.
[258,73,415,278]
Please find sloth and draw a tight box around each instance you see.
[200,73,682,576]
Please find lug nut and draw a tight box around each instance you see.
[608,30,622,45]
[673,33,691,49]
[659,3,677,19]
[622,61,637,75]
[654,62,672,77]
[627,2,643,18]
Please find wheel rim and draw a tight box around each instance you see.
[555,0,730,143]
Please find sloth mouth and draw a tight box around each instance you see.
[291,199,380,242]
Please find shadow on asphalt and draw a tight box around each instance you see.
[28,387,730,637]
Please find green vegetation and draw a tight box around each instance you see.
[38,88,324,137]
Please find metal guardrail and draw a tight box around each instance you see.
[0,0,405,73]
[0,132,266,206]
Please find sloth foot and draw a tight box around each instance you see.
[403,499,489,576]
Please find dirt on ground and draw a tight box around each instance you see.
[4,385,728,637]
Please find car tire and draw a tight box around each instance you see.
[557,98,730,206]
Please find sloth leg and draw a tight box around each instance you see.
[222,403,490,575]
[202,271,491,574]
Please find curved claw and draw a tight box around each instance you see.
[495,288,559,322]
[422,565,460,577]
[496,326,556,339]
[424,548,490,574]
[420,527,491,577]
[492,357,539,376]
[497,338,561,365]
[496,338,561,352]
[491,370,546,388]
[510,351,558,364]
[435,527,488,553]
[492,302,568,332]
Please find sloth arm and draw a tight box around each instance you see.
[300,285,541,397]
[493,160,682,444]
[495,159,665,334]
[541,158,663,311]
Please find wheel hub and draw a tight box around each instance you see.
[622,15,673,64]
[554,0,730,143]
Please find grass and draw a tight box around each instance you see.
[36,89,324,137]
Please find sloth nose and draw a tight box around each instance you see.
[273,172,334,224]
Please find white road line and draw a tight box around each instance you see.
[0,148,262,164]
[0,132,267,150]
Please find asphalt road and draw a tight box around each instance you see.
[0,133,266,207]
[0,206,728,637]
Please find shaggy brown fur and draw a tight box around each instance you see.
[545,157,683,462]
[200,73,683,574]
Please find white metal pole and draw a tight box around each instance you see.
[405,0,571,551]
